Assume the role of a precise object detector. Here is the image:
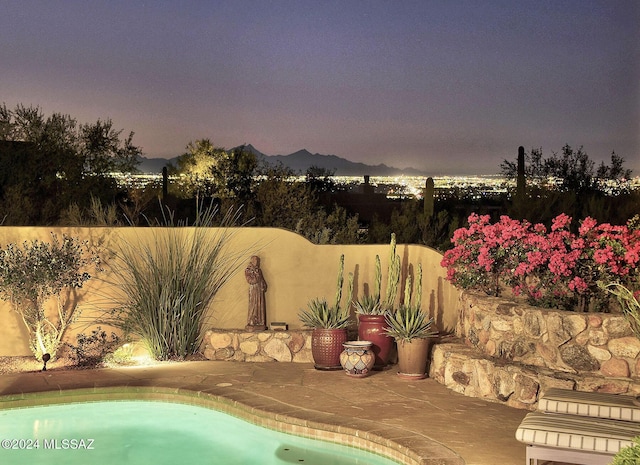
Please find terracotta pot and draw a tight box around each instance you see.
[311,328,348,370]
[396,338,431,379]
[340,341,375,378]
[358,314,394,370]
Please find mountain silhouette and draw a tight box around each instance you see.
[136,144,426,176]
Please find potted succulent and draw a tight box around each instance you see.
[299,255,353,370]
[353,234,400,370]
[385,264,438,379]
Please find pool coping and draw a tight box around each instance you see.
[0,385,457,465]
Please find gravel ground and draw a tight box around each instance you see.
[0,356,77,374]
[0,353,208,375]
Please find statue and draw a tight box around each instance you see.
[245,255,267,331]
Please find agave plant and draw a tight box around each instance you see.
[298,254,353,329]
[384,264,437,342]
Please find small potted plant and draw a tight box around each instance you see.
[385,264,438,379]
[353,234,400,369]
[299,255,353,370]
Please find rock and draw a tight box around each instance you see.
[288,333,306,353]
[214,347,235,360]
[514,374,539,404]
[547,314,570,346]
[263,338,292,362]
[603,316,633,338]
[535,342,558,367]
[588,315,603,328]
[491,318,513,332]
[588,329,608,347]
[564,315,587,337]
[208,332,232,349]
[239,340,259,356]
[523,311,543,337]
[203,346,215,360]
[485,339,496,356]
[493,368,515,402]
[559,345,599,372]
[587,345,612,361]
[608,337,640,359]
[452,371,470,386]
[600,358,630,378]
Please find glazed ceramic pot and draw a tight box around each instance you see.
[339,341,375,378]
[311,328,348,370]
[357,314,393,370]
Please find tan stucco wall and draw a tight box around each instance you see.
[0,227,459,356]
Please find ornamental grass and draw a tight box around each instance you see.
[106,204,250,360]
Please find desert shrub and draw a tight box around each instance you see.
[66,327,120,368]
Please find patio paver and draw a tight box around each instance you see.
[0,361,530,464]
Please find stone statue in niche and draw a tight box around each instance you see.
[245,255,267,331]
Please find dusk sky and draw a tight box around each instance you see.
[2,1,638,175]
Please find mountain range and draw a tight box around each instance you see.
[136,144,426,176]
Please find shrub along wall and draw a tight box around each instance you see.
[0,227,457,356]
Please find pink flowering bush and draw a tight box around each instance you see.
[441,213,640,311]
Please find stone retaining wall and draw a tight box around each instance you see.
[429,291,640,409]
[457,291,640,379]
[202,329,314,363]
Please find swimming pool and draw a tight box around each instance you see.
[0,400,401,465]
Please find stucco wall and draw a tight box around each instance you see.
[0,226,458,356]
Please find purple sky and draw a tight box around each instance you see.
[1,1,638,175]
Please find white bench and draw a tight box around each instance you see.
[516,388,640,465]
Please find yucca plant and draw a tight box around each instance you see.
[384,265,437,342]
[298,254,353,329]
[105,203,250,360]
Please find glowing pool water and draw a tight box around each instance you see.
[0,400,400,465]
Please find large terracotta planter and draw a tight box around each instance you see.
[396,338,431,379]
[311,328,348,370]
[358,314,393,370]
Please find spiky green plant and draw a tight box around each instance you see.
[353,235,401,315]
[385,264,437,341]
[299,254,353,329]
[382,233,401,311]
[600,282,640,339]
[105,203,250,360]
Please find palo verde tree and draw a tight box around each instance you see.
[0,103,141,224]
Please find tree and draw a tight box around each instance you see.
[169,140,257,203]
[596,152,632,181]
[168,139,221,199]
[501,145,632,195]
[0,103,142,224]
[0,233,100,360]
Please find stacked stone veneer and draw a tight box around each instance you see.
[429,291,640,410]
[203,329,314,363]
